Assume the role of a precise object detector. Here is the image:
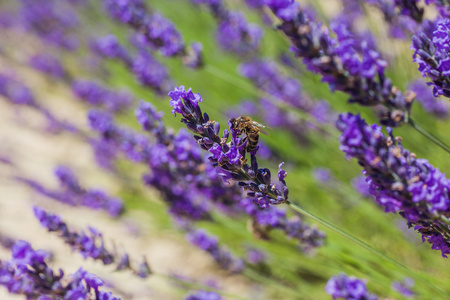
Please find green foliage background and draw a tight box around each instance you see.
[8,0,450,298]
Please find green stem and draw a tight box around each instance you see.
[284,200,448,298]
[408,118,450,154]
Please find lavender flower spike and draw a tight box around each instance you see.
[168,85,288,209]
[265,1,414,126]
[325,273,378,300]
[103,0,203,68]
[409,79,449,118]
[33,206,150,278]
[185,290,222,300]
[412,19,450,98]
[0,240,119,299]
[186,229,243,273]
[337,113,450,257]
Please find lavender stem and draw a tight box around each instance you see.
[408,118,450,154]
[284,200,447,298]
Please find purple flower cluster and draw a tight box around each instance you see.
[17,165,124,217]
[313,168,333,184]
[186,229,244,273]
[337,113,450,257]
[216,11,263,54]
[334,0,364,30]
[91,34,132,64]
[351,175,372,198]
[240,59,309,111]
[424,0,450,18]
[131,51,173,94]
[89,101,324,249]
[357,0,425,39]
[412,18,450,98]
[392,278,415,298]
[91,35,173,94]
[169,86,289,208]
[409,79,449,118]
[0,72,78,133]
[33,206,151,278]
[0,240,119,299]
[189,0,263,54]
[325,273,378,300]
[102,0,202,67]
[88,109,154,169]
[242,198,325,250]
[72,80,133,112]
[89,108,212,220]
[0,73,37,107]
[265,1,414,126]
[29,53,67,79]
[245,247,266,264]
[168,86,325,249]
[185,290,222,300]
[0,233,15,250]
[19,0,79,50]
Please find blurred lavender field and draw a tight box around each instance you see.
[1,0,450,299]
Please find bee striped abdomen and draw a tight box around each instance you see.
[246,126,260,152]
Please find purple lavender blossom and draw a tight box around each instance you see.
[33,206,148,278]
[131,51,173,94]
[190,0,264,54]
[244,0,264,8]
[424,0,450,18]
[29,53,67,79]
[246,247,266,264]
[72,80,133,112]
[90,107,212,220]
[167,86,325,248]
[91,34,132,64]
[0,240,119,298]
[146,13,185,56]
[337,113,450,257]
[325,273,378,300]
[168,86,289,208]
[185,290,222,300]
[0,72,77,133]
[333,0,363,30]
[409,79,449,118]
[91,101,323,249]
[17,166,124,217]
[0,11,15,28]
[19,0,79,50]
[136,101,245,220]
[216,11,263,54]
[0,73,37,107]
[239,59,335,133]
[313,168,333,184]
[412,19,450,98]
[239,59,311,111]
[351,175,372,198]
[392,278,415,298]
[363,0,423,37]
[186,229,244,273]
[102,0,202,67]
[0,233,15,249]
[92,33,173,93]
[264,2,413,126]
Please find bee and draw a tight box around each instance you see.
[230,116,269,152]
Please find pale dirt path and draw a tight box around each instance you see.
[0,56,261,299]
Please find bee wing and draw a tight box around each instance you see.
[252,121,270,136]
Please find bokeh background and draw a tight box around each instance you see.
[0,0,449,299]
